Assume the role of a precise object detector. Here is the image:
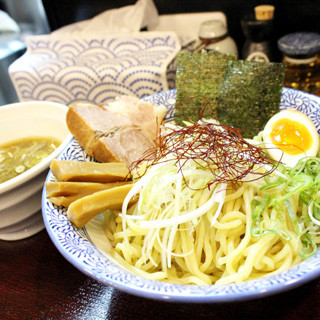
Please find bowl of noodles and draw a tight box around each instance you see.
[42,88,320,302]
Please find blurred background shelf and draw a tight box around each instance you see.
[0,0,319,105]
[40,0,320,63]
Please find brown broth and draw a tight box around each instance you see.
[0,136,61,184]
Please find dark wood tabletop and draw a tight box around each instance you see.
[2,227,320,320]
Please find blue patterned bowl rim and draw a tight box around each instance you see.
[42,87,320,303]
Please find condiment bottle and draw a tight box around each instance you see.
[278,32,320,96]
[195,19,238,57]
[240,5,275,62]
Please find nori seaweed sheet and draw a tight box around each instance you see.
[216,60,286,138]
[175,50,286,138]
[175,51,235,124]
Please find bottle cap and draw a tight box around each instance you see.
[278,32,320,56]
[199,20,227,39]
[254,5,275,21]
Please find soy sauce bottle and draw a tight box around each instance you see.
[241,5,275,62]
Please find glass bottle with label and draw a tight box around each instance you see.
[278,32,320,96]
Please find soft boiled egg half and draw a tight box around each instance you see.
[263,109,320,168]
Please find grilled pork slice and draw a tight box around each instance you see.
[66,96,165,167]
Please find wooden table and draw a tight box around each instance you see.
[2,228,320,320]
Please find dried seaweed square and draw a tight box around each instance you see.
[216,60,286,138]
[175,51,235,125]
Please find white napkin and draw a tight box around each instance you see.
[0,10,19,33]
[53,0,159,37]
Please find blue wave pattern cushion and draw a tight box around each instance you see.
[9,32,180,105]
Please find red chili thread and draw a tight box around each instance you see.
[130,96,279,189]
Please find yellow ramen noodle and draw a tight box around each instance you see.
[103,161,315,285]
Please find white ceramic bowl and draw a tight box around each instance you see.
[42,89,320,302]
[0,101,73,241]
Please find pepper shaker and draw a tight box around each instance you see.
[195,19,238,57]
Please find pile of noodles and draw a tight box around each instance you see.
[102,120,320,285]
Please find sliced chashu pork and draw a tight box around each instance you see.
[66,95,165,167]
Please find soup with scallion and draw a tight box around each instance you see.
[0,136,61,184]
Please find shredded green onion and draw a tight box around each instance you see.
[250,155,320,259]
[251,195,291,240]
[299,233,317,259]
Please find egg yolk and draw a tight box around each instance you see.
[270,118,313,155]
